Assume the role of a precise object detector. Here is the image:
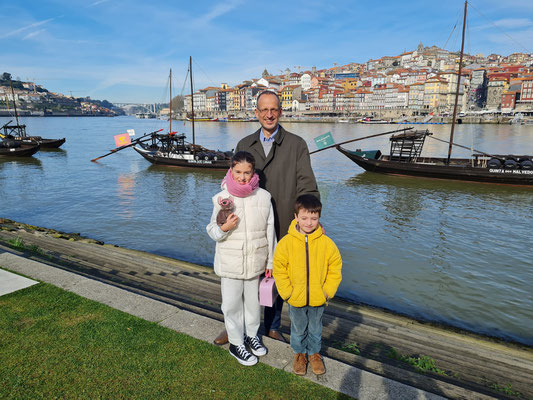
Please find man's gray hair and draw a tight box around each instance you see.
[256,90,281,109]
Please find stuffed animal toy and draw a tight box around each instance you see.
[216,196,234,226]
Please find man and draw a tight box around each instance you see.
[214,90,320,344]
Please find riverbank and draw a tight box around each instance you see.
[1,218,531,399]
[172,116,517,124]
[0,110,115,117]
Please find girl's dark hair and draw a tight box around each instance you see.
[294,194,322,216]
[231,151,255,170]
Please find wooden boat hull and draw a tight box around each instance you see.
[37,138,66,148]
[186,118,219,122]
[0,142,40,157]
[2,124,66,148]
[15,137,66,148]
[133,145,230,169]
[337,146,533,185]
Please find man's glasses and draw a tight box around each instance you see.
[257,108,280,116]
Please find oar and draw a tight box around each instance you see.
[309,127,414,155]
[91,129,163,162]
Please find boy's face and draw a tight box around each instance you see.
[294,209,320,234]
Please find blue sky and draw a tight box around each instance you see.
[2,0,532,103]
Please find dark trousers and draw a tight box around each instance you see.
[263,294,284,332]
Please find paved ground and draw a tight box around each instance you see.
[0,250,453,400]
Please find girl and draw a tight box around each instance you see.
[206,151,275,366]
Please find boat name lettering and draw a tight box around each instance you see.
[489,169,533,175]
[188,160,213,164]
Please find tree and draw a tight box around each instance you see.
[171,95,184,111]
[2,72,12,81]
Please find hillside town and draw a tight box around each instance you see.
[179,43,533,122]
[0,73,123,117]
[2,44,533,122]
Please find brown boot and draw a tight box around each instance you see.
[213,329,228,345]
[267,330,286,343]
[293,353,307,376]
[309,353,325,375]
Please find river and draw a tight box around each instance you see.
[1,116,532,346]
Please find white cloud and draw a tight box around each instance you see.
[23,29,46,40]
[0,17,59,39]
[194,0,243,25]
[493,18,532,29]
[87,0,111,7]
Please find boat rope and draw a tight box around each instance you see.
[442,12,461,51]
[427,134,494,158]
[468,0,531,53]
[192,59,219,90]
[179,69,189,97]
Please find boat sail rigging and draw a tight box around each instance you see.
[336,1,533,185]
[92,57,232,167]
[132,57,232,168]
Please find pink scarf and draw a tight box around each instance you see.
[221,168,260,197]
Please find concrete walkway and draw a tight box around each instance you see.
[0,250,451,400]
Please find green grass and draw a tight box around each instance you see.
[387,348,448,376]
[490,383,523,398]
[5,236,46,256]
[330,340,361,355]
[0,282,350,399]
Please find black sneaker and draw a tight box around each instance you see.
[229,344,258,366]
[245,335,267,357]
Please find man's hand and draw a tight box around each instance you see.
[221,213,239,232]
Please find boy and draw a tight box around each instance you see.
[273,194,342,375]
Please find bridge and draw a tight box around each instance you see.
[113,103,166,113]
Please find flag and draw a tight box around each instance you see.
[114,133,131,148]
[314,131,335,150]
[127,129,135,137]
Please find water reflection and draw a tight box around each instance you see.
[0,157,42,169]
[348,170,533,195]
[40,148,67,155]
[116,174,135,219]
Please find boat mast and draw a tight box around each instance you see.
[169,68,172,133]
[447,0,467,164]
[9,80,21,128]
[189,56,196,152]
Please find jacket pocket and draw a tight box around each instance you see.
[310,284,327,306]
[217,241,244,275]
[251,237,269,274]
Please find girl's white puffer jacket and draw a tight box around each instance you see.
[206,187,275,279]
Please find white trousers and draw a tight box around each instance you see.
[220,276,260,346]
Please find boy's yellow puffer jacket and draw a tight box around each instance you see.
[273,219,342,307]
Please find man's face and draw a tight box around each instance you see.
[255,93,281,135]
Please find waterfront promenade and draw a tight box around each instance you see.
[1,219,531,399]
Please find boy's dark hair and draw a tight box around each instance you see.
[294,194,322,216]
[231,151,255,170]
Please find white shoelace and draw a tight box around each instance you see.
[237,344,252,359]
[248,336,262,350]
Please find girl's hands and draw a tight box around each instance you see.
[265,269,272,278]
[221,213,239,232]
